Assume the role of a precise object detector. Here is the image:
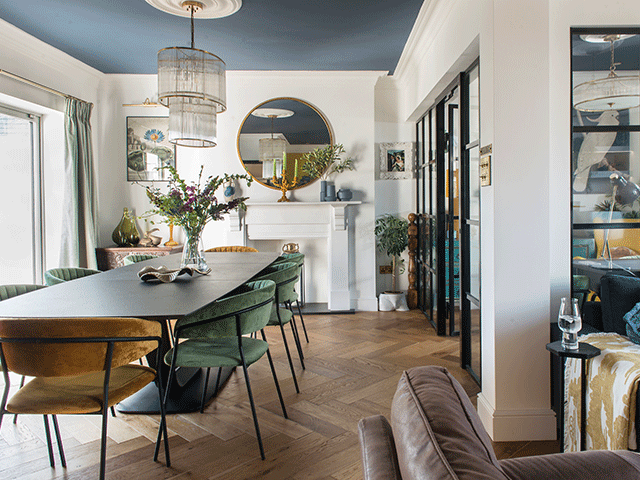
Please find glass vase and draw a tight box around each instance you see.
[180,225,208,272]
[112,207,140,247]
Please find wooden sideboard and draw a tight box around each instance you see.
[96,245,183,271]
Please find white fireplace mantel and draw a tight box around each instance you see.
[228,201,361,310]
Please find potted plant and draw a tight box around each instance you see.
[301,144,354,201]
[375,214,409,311]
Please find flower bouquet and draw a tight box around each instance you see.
[140,165,252,272]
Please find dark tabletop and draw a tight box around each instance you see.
[0,252,279,320]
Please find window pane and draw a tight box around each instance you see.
[470,224,480,299]
[468,65,479,143]
[469,145,480,221]
[0,111,35,283]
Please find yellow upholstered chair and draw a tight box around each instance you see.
[0,317,171,479]
[205,246,258,252]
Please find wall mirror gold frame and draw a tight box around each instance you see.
[237,97,334,190]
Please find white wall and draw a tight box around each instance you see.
[98,71,385,310]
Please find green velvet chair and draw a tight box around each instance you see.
[0,284,66,468]
[252,262,305,394]
[273,253,308,343]
[44,267,101,286]
[123,253,157,265]
[0,316,170,480]
[163,279,286,460]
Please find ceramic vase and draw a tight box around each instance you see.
[325,184,336,201]
[320,180,328,202]
[112,208,140,247]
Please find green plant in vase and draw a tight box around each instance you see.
[374,214,409,293]
[301,144,354,200]
[139,165,252,272]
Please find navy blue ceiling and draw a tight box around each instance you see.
[0,0,423,74]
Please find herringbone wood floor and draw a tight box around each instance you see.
[0,310,559,479]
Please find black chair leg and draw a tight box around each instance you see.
[277,320,300,394]
[43,415,56,468]
[240,359,265,460]
[51,415,66,468]
[110,406,116,417]
[99,407,109,480]
[296,299,309,343]
[214,367,222,394]
[261,330,287,419]
[200,367,211,413]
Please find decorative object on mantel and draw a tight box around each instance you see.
[272,153,301,202]
[301,144,354,201]
[337,188,353,201]
[379,142,415,180]
[375,214,410,311]
[153,0,238,147]
[164,220,179,247]
[139,165,252,271]
[283,243,299,254]
[112,208,141,247]
[138,265,210,283]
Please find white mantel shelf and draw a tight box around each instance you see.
[228,201,362,310]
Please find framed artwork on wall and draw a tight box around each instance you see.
[379,142,415,180]
[126,116,176,181]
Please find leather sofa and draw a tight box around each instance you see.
[358,365,640,479]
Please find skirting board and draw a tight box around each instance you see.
[477,393,557,442]
[298,302,354,315]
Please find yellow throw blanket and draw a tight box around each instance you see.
[565,332,640,451]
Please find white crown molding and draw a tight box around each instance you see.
[0,18,104,85]
[393,0,457,82]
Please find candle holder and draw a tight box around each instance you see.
[272,174,300,202]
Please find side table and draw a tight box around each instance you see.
[96,245,182,271]
[546,340,601,451]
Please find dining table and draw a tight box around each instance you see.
[0,251,279,414]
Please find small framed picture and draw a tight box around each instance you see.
[126,116,176,181]
[379,142,414,180]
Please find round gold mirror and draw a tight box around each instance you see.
[237,98,333,190]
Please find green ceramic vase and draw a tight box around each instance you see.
[112,207,140,247]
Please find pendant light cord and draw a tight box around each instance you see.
[190,5,195,49]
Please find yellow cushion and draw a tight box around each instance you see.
[7,364,156,415]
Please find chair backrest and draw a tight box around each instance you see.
[205,246,258,252]
[0,317,161,378]
[123,253,157,265]
[252,262,299,304]
[0,284,45,301]
[274,252,304,266]
[174,280,275,339]
[44,267,101,286]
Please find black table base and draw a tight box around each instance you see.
[116,366,234,414]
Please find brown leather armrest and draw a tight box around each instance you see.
[358,415,402,480]
[500,450,640,480]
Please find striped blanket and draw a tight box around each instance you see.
[565,332,640,451]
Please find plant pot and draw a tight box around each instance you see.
[378,292,409,311]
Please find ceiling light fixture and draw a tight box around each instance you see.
[151,0,241,147]
[252,108,294,171]
[573,34,640,112]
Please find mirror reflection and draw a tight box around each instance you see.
[237,98,333,189]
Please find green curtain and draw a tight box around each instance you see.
[59,98,98,269]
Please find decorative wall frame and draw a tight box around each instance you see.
[379,142,415,180]
[126,116,176,181]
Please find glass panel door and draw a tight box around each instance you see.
[0,106,43,284]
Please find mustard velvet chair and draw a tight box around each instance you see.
[0,317,171,480]
[205,246,258,252]
[0,284,66,468]
[123,253,157,265]
[164,279,286,460]
[44,267,101,286]
[252,262,305,394]
[273,253,308,343]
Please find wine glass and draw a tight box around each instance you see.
[558,297,582,350]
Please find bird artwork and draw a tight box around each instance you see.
[573,110,619,192]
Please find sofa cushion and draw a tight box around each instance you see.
[390,365,509,480]
[600,274,640,336]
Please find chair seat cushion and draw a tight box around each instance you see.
[268,305,293,326]
[7,364,156,414]
[164,337,269,368]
